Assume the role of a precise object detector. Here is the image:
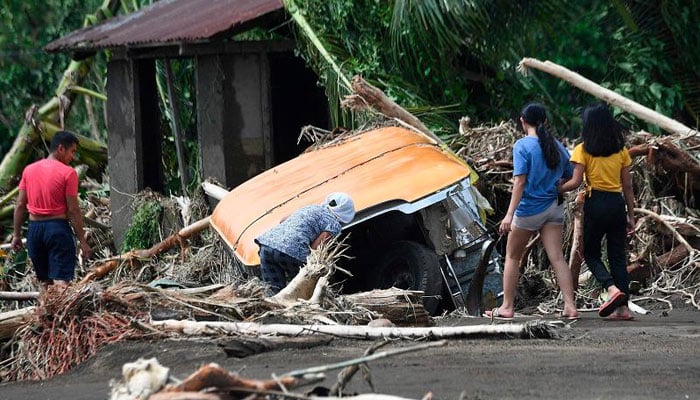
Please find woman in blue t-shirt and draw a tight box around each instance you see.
[485,102,578,320]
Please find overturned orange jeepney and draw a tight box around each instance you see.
[210,126,502,315]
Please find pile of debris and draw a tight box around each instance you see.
[452,115,700,312]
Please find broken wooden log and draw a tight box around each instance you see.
[342,75,437,142]
[518,58,698,137]
[0,306,35,340]
[270,237,350,307]
[150,319,559,340]
[343,289,432,326]
[634,208,696,254]
[218,335,333,358]
[161,363,298,393]
[201,181,229,201]
[656,245,691,270]
[80,216,211,284]
[568,191,585,289]
[270,256,328,306]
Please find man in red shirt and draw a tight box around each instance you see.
[12,131,92,291]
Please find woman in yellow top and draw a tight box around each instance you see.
[559,103,636,320]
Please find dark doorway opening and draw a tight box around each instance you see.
[269,53,330,165]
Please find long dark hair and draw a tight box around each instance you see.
[521,102,559,169]
[581,102,625,157]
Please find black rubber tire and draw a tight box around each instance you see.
[372,240,444,315]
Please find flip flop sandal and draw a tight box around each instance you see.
[483,308,514,321]
[598,291,627,317]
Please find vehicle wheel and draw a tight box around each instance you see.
[372,241,444,315]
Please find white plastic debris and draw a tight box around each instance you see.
[109,357,170,400]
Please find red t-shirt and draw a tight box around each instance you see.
[18,158,78,216]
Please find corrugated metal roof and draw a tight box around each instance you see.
[45,0,284,52]
[210,126,475,266]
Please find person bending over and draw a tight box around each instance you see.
[255,192,355,295]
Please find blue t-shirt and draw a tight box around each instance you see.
[512,136,572,217]
[255,204,342,262]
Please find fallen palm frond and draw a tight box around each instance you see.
[3,283,147,381]
[0,280,272,381]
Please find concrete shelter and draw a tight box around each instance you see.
[45,0,329,246]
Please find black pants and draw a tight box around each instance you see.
[583,190,629,295]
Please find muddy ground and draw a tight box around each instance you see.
[1,306,698,400]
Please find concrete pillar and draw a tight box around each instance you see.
[106,59,162,248]
[196,52,271,190]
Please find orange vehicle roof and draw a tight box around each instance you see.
[210,126,474,266]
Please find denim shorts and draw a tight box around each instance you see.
[513,200,564,231]
[27,219,76,282]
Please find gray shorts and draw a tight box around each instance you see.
[513,200,564,231]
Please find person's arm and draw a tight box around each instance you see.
[12,190,28,250]
[66,195,92,258]
[621,166,635,235]
[310,231,332,249]
[499,174,526,234]
[559,163,584,193]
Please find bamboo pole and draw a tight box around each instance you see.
[0,291,39,301]
[518,58,698,137]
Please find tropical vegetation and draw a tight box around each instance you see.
[0,0,698,192]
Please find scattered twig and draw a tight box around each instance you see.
[281,340,447,378]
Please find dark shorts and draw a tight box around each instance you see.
[258,245,304,295]
[27,219,76,282]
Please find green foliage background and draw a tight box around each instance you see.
[0,0,106,151]
[1,0,698,177]
[289,0,699,138]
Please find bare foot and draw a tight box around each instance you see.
[609,306,634,321]
[483,307,514,321]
